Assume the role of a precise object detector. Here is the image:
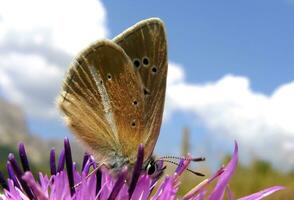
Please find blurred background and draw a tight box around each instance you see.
[0,0,294,198]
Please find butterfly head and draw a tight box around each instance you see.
[143,156,166,179]
[103,148,165,179]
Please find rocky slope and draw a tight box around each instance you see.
[0,97,84,168]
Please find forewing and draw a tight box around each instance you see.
[113,18,168,159]
[58,40,145,162]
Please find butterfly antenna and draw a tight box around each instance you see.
[161,159,205,177]
[160,156,206,162]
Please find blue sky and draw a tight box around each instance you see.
[105,0,294,94]
[1,0,294,171]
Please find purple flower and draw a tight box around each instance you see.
[0,139,284,200]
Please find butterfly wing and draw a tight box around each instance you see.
[57,40,145,164]
[113,18,168,159]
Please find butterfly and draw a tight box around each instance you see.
[57,18,167,175]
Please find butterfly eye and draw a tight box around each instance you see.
[151,66,157,74]
[146,161,157,175]
[142,56,150,67]
[133,58,141,69]
[107,73,112,80]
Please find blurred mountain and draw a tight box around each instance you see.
[0,97,84,169]
[0,98,29,142]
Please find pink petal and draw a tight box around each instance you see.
[131,174,152,200]
[209,141,238,200]
[22,172,48,200]
[151,176,177,200]
[194,190,206,200]
[183,167,224,200]
[175,155,192,176]
[38,173,50,195]
[227,186,233,200]
[238,186,285,200]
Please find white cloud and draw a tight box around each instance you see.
[0,0,108,119]
[166,63,294,171]
[0,0,108,55]
[0,53,63,118]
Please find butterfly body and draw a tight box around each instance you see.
[57,18,167,173]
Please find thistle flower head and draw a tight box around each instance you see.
[0,139,284,200]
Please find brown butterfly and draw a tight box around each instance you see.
[57,18,167,175]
